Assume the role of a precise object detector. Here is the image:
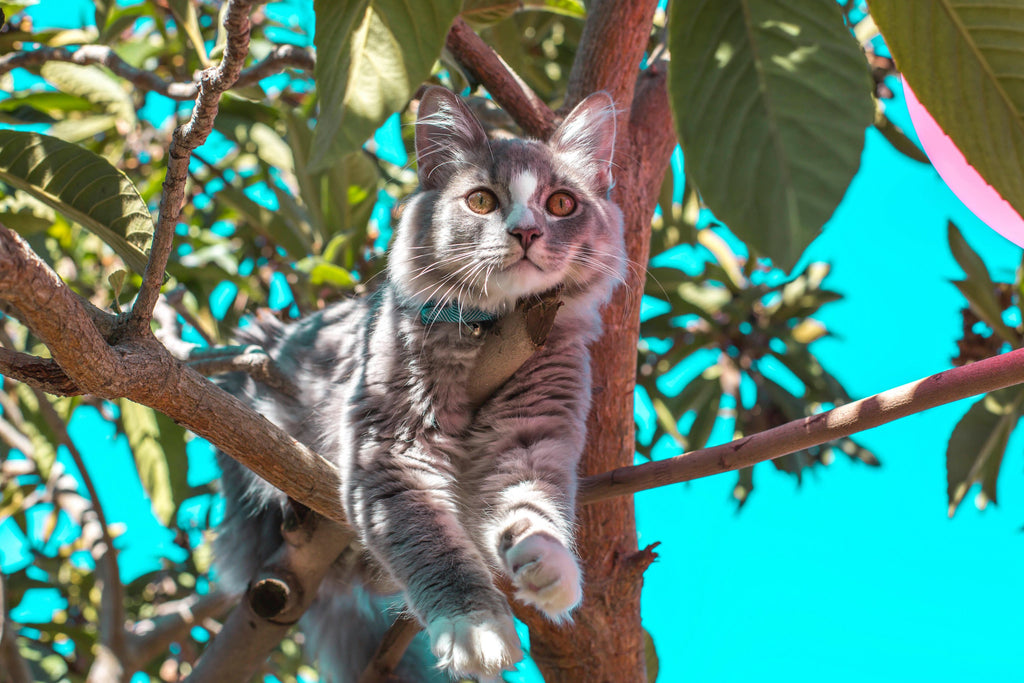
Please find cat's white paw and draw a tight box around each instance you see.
[504,533,582,620]
[426,610,523,678]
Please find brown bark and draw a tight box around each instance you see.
[517,2,673,681]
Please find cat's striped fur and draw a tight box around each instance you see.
[214,87,624,681]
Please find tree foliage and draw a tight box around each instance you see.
[0,0,1021,681]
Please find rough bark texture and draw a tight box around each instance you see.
[516,2,675,680]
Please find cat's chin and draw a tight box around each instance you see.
[488,259,565,303]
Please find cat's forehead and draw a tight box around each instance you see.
[483,139,559,188]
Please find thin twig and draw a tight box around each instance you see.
[154,295,299,398]
[358,615,421,683]
[580,346,1024,503]
[187,347,299,399]
[29,387,127,674]
[129,0,257,335]
[445,18,556,140]
[0,44,314,101]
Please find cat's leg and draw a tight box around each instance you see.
[478,443,584,621]
[470,342,591,622]
[345,442,522,678]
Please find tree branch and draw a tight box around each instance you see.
[0,44,314,101]
[128,0,257,335]
[444,18,556,140]
[580,346,1024,503]
[0,223,348,524]
[126,590,234,667]
[186,507,354,683]
[358,615,421,683]
[564,0,659,110]
[0,348,82,396]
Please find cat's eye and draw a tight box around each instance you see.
[546,191,576,217]
[466,189,498,214]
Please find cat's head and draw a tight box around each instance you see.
[389,87,625,323]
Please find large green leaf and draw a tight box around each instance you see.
[0,130,152,273]
[946,388,1023,516]
[309,0,462,172]
[870,0,1024,222]
[668,0,874,271]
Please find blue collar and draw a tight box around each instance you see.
[419,301,498,326]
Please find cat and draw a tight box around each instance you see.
[213,86,625,681]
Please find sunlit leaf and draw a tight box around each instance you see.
[668,0,873,270]
[0,130,152,273]
[309,0,462,172]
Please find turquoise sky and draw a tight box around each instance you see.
[639,86,1024,681]
[3,3,1024,682]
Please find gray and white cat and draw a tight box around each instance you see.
[213,86,624,681]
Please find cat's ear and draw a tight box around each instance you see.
[415,87,489,190]
[550,91,617,193]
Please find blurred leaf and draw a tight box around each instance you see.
[167,0,210,66]
[686,381,722,452]
[946,388,1023,517]
[643,628,659,683]
[120,400,192,525]
[480,12,582,101]
[668,0,873,271]
[461,0,583,28]
[0,190,56,235]
[323,150,379,252]
[294,257,356,288]
[0,130,153,274]
[309,0,462,172]
[870,1,1024,221]
[791,318,827,344]
[215,184,311,257]
[733,466,754,507]
[873,103,930,165]
[40,62,136,127]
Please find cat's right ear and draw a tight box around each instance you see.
[415,87,489,190]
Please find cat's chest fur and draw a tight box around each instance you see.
[352,285,495,441]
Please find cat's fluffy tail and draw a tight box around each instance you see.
[300,584,445,683]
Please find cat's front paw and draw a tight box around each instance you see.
[504,533,582,620]
[426,609,522,679]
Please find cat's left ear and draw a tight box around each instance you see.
[550,91,617,194]
[415,87,489,190]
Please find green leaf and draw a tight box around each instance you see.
[0,130,153,274]
[948,222,1019,346]
[668,0,873,271]
[309,0,462,172]
[686,381,723,452]
[120,400,191,525]
[870,1,1024,221]
[946,388,1023,516]
[215,183,311,257]
[40,62,136,127]
[643,628,659,683]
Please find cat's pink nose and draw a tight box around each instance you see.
[509,225,542,250]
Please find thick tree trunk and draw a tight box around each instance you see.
[520,1,677,676]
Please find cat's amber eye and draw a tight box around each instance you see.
[546,191,576,217]
[466,189,498,214]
